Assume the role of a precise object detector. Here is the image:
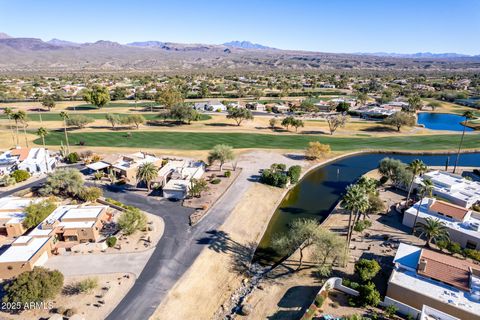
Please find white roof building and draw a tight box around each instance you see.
[415,170,480,208]
[0,147,56,176]
[159,160,205,199]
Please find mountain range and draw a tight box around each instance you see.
[0,33,479,73]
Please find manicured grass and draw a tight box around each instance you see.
[1,113,211,122]
[36,131,480,151]
[69,102,156,109]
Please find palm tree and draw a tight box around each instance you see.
[412,179,434,233]
[59,111,70,155]
[12,111,27,147]
[36,127,50,172]
[415,217,450,248]
[342,184,370,247]
[3,107,16,146]
[136,162,158,191]
[406,159,427,206]
[453,111,474,173]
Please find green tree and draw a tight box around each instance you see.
[79,186,103,202]
[136,162,158,191]
[2,267,64,308]
[358,282,381,307]
[427,101,441,111]
[291,118,304,132]
[23,198,57,228]
[356,92,368,105]
[415,217,450,248]
[269,118,277,130]
[12,111,28,147]
[156,85,183,108]
[39,168,84,197]
[41,95,55,111]
[169,105,199,124]
[226,108,254,126]
[453,111,475,173]
[11,169,30,183]
[355,259,381,282]
[105,113,121,129]
[412,179,434,232]
[208,144,235,171]
[383,112,416,132]
[281,116,296,131]
[83,85,110,108]
[336,101,350,113]
[126,114,146,129]
[407,95,423,111]
[305,141,331,160]
[118,207,147,235]
[110,86,127,100]
[66,115,94,129]
[36,127,48,149]
[287,165,302,184]
[189,178,209,198]
[59,111,70,154]
[405,159,427,206]
[3,107,16,146]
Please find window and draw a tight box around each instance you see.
[466,241,477,250]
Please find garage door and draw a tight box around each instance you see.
[33,251,49,267]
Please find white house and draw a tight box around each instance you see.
[193,101,227,112]
[414,170,480,208]
[403,198,480,249]
[156,160,205,199]
[0,147,56,176]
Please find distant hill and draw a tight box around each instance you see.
[223,40,273,50]
[356,52,472,59]
[0,33,479,73]
[0,32,11,39]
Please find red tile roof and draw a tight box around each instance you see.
[10,148,30,161]
[417,248,479,291]
[430,200,469,221]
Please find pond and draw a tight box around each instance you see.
[417,112,474,132]
[253,152,480,265]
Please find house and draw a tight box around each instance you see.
[0,196,44,237]
[387,243,480,320]
[193,101,227,112]
[245,102,266,112]
[28,204,111,244]
[403,198,480,249]
[414,170,480,208]
[155,160,205,199]
[87,152,163,185]
[0,147,56,176]
[0,235,54,279]
[314,101,335,112]
[357,106,398,118]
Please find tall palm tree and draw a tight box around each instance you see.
[412,179,434,233]
[59,111,70,155]
[36,127,50,172]
[453,111,474,173]
[342,184,370,247]
[3,107,16,146]
[406,159,427,206]
[136,162,158,191]
[415,217,450,248]
[11,111,27,147]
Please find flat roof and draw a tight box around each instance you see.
[163,179,188,192]
[393,243,422,269]
[86,161,110,171]
[60,221,95,229]
[0,236,50,263]
[61,206,105,221]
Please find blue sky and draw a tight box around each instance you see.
[1,0,479,54]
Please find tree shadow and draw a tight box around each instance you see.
[196,229,257,276]
[205,123,237,127]
[361,126,396,132]
[301,130,328,135]
[283,153,306,161]
[266,310,304,320]
[66,105,98,111]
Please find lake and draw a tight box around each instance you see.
[417,112,474,132]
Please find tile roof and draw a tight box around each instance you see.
[417,248,479,291]
[10,148,31,161]
[430,200,469,221]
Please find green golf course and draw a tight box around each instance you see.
[1,113,211,122]
[35,131,480,151]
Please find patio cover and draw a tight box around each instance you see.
[86,161,110,171]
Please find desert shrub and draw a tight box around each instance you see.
[23,198,57,228]
[287,165,302,184]
[76,278,98,293]
[384,305,399,318]
[11,169,30,183]
[358,282,381,307]
[224,170,232,178]
[3,267,64,308]
[447,241,462,255]
[353,220,372,233]
[106,236,117,248]
[118,207,147,235]
[66,152,80,164]
[64,308,77,317]
[39,168,84,197]
[464,248,480,262]
[210,178,221,184]
[355,259,381,282]
[314,295,324,308]
[78,186,103,202]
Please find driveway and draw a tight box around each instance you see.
[105,151,304,320]
[45,249,153,277]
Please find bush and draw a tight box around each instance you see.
[384,305,399,318]
[23,198,57,228]
[358,282,381,307]
[66,152,80,164]
[224,170,232,178]
[464,248,480,262]
[314,295,324,308]
[287,165,302,184]
[305,141,331,160]
[39,168,84,198]
[11,169,30,183]
[64,308,77,317]
[355,259,381,282]
[76,278,98,293]
[118,207,147,235]
[106,236,117,248]
[353,220,372,233]
[2,267,64,308]
[447,241,462,255]
[79,186,103,202]
[210,178,221,184]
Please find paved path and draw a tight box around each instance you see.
[45,250,153,277]
[106,151,304,320]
